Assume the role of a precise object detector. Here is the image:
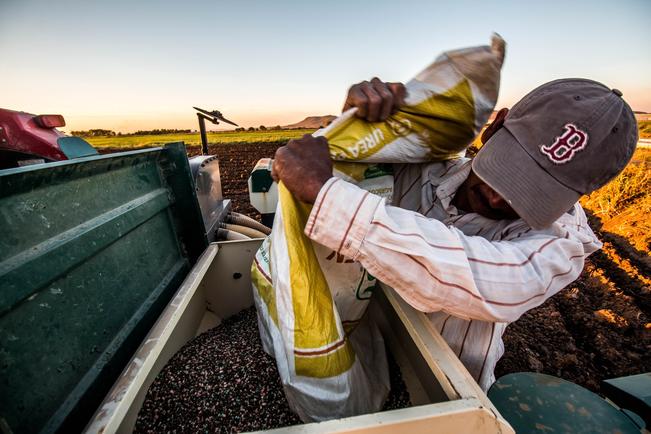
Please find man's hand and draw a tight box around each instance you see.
[272,134,333,204]
[343,77,407,122]
[480,107,509,144]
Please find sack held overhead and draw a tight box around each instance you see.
[252,34,506,422]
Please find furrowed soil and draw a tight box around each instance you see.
[99,142,650,395]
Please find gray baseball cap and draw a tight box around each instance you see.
[472,78,638,229]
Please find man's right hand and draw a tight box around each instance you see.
[343,77,407,123]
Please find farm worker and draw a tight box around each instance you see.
[271,77,638,390]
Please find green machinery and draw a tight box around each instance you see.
[0,144,206,433]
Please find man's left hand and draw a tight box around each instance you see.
[272,134,333,204]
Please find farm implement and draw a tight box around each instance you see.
[0,109,649,433]
[0,108,97,169]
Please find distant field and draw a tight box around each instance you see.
[84,129,314,149]
[85,120,650,149]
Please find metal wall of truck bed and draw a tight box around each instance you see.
[0,143,207,433]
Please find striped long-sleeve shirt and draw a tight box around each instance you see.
[304,158,602,390]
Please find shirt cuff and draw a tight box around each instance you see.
[304,177,382,260]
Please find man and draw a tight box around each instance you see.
[272,77,638,390]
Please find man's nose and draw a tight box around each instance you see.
[485,188,508,209]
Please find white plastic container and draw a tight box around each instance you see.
[248,158,278,215]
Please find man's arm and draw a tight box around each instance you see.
[304,178,601,323]
[272,77,600,322]
[271,78,406,203]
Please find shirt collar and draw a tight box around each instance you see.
[433,158,472,216]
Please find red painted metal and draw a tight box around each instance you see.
[0,108,68,161]
[34,114,66,129]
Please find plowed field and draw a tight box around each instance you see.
[100,142,650,394]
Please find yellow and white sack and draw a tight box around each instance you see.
[252,35,506,422]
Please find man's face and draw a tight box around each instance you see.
[454,106,520,221]
[461,170,520,221]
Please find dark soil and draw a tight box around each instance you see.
[496,213,651,394]
[135,307,410,433]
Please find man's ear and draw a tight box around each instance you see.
[481,108,509,144]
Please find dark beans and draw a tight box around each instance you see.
[135,307,410,433]
[383,350,412,411]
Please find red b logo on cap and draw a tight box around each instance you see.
[541,124,589,164]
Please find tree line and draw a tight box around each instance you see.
[234,125,286,132]
[70,128,194,137]
[70,126,306,137]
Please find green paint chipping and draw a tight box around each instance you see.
[489,373,641,433]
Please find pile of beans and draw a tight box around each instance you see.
[135,307,410,433]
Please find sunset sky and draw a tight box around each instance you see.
[1,0,649,133]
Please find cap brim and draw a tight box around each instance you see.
[472,127,579,230]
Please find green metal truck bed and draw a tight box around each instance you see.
[0,143,207,433]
